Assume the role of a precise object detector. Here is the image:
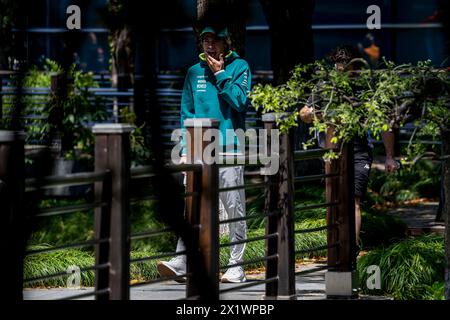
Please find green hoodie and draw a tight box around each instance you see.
[180,51,252,155]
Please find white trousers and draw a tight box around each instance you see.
[176,166,247,265]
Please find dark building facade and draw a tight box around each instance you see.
[11,0,448,73]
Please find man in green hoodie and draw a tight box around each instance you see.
[157,26,251,283]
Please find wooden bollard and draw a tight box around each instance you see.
[93,123,133,300]
[262,113,296,300]
[325,128,357,298]
[184,118,220,299]
[0,130,25,300]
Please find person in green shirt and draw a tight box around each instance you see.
[157,26,251,283]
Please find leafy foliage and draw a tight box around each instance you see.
[250,59,450,160]
[219,219,328,270]
[24,246,95,288]
[360,211,407,249]
[47,62,108,160]
[1,59,108,160]
[368,159,441,204]
[23,245,162,288]
[120,107,151,166]
[357,234,445,300]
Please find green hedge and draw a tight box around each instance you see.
[24,219,328,288]
[357,234,445,300]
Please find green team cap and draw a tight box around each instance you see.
[200,26,229,38]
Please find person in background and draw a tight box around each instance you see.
[299,46,398,256]
[157,26,251,283]
[357,33,381,68]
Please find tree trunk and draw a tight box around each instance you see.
[439,0,450,299]
[259,0,318,175]
[197,0,209,17]
[443,128,450,300]
[0,0,17,69]
[108,1,134,89]
[440,0,450,58]
[111,26,134,89]
[107,1,135,127]
[1,0,28,70]
[197,0,249,57]
[259,0,315,85]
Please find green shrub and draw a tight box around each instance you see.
[24,246,95,288]
[2,60,108,158]
[294,184,327,222]
[295,184,325,203]
[368,159,440,205]
[357,234,445,300]
[120,107,152,166]
[25,218,328,288]
[294,219,328,259]
[247,184,327,230]
[244,188,266,230]
[24,246,164,288]
[130,249,161,281]
[29,199,95,246]
[29,198,175,250]
[220,219,327,270]
[360,211,408,248]
[295,205,326,222]
[129,200,178,253]
[26,186,330,288]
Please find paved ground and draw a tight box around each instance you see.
[25,190,437,301]
[372,156,443,235]
[23,261,393,300]
[24,263,327,300]
[386,202,444,236]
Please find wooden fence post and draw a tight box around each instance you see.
[262,113,296,300]
[0,130,26,300]
[325,128,357,298]
[93,123,133,300]
[0,75,3,120]
[184,118,220,299]
[441,129,450,300]
[263,116,278,298]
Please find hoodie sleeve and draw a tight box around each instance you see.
[214,61,251,113]
[180,70,195,156]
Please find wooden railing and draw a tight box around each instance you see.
[0,114,357,300]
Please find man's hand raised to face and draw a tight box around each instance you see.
[205,52,224,74]
[299,105,314,124]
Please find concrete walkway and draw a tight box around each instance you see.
[24,263,327,300]
[387,202,444,236]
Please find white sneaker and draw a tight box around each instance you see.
[221,267,246,283]
[157,255,187,283]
